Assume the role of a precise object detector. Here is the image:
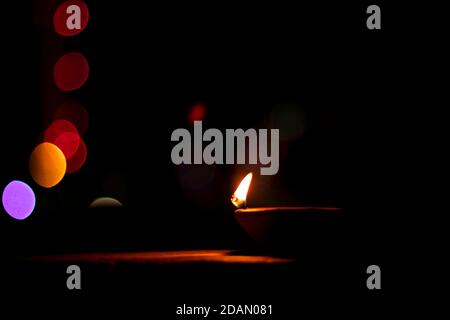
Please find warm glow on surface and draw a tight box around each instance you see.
[231,172,253,208]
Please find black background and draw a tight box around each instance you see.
[0,0,410,315]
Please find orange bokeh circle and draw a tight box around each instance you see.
[29,142,67,188]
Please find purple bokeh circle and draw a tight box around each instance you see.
[2,180,36,220]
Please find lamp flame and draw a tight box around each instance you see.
[231,172,253,208]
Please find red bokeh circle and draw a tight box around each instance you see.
[66,138,87,173]
[54,52,89,91]
[44,119,81,160]
[188,102,207,124]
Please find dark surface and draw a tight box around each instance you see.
[5,248,383,317]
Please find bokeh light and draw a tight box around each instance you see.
[54,52,89,91]
[177,165,218,208]
[2,180,36,220]
[269,103,306,141]
[188,102,206,124]
[44,119,81,159]
[29,142,67,188]
[66,138,87,173]
[54,0,89,37]
[89,197,123,208]
[54,100,89,135]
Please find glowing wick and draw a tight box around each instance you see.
[231,172,253,209]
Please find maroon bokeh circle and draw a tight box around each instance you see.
[54,100,89,135]
[54,52,89,91]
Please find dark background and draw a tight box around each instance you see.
[0,0,408,313]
